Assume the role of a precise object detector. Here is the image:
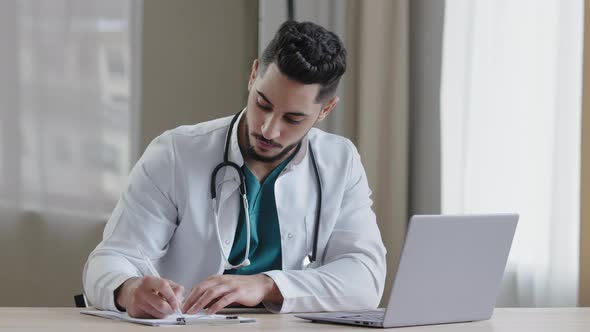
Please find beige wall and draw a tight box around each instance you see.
[0,208,105,306]
[140,0,258,151]
[0,0,258,307]
[580,0,590,307]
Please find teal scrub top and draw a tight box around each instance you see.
[224,152,296,275]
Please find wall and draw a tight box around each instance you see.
[0,209,105,306]
[140,0,258,151]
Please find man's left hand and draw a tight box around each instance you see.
[181,274,283,314]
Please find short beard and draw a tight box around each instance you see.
[244,121,301,163]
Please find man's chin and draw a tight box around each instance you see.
[248,148,283,163]
[244,135,300,164]
[255,145,279,155]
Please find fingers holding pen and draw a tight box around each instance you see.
[125,276,182,318]
[137,291,176,318]
[169,280,185,301]
[148,276,183,311]
[158,279,185,310]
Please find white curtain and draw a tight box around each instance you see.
[0,0,135,219]
[441,0,583,306]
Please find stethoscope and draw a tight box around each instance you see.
[211,110,322,270]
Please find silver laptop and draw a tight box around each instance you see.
[296,214,518,328]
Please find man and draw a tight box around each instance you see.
[83,21,386,318]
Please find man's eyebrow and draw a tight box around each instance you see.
[285,111,308,117]
[256,89,309,117]
[256,90,273,106]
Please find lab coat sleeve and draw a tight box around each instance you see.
[83,132,179,311]
[263,142,387,313]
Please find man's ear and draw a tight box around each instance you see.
[317,96,340,122]
[248,60,259,91]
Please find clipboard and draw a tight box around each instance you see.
[80,309,256,326]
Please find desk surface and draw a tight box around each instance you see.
[0,307,589,331]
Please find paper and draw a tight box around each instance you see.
[80,309,256,326]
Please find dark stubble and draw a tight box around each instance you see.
[244,120,302,163]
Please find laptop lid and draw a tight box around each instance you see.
[383,214,518,327]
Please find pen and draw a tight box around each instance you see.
[136,245,186,324]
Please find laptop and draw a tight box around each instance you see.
[296,214,518,328]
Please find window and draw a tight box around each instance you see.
[441,0,583,306]
[0,0,137,218]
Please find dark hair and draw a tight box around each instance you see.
[259,21,347,103]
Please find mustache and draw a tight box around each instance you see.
[252,133,282,148]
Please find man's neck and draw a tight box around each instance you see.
[243,149,293,184]
[246,160,281,183]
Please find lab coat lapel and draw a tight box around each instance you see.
[275,138,319,270]
[217,108,245,205]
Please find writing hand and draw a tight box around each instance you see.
[115,276,184,318]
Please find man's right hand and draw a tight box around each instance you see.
[115,276,185,318]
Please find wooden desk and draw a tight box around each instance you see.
[0,307,589,331]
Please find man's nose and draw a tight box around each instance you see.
[261,115,281,140]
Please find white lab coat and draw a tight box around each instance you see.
[83,111,387,313]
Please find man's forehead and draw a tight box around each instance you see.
[256,64,322,107]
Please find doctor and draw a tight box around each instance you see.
[83,21,386,318]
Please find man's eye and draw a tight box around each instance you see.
[284,117,302,124]
[256,101,272,111]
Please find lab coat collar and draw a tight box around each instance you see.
[286,134,309,170]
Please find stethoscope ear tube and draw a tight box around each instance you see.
[210,163,224,199]
[211,161,246,199]
[308,140,322,263]
[211,111,246,200]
